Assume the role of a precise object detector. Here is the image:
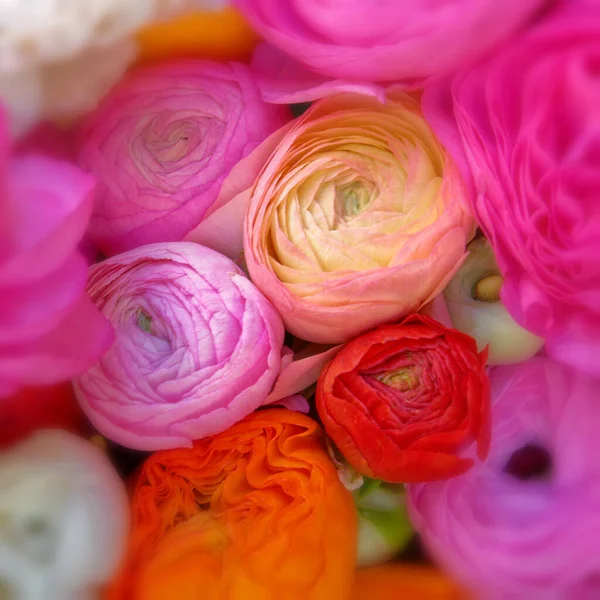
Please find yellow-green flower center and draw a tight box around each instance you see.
[375,368,420,392]
[339,182,371,218]
[137,309,153,333]
[471,274,503,303]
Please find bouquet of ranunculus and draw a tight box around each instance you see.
[1,1,598,598]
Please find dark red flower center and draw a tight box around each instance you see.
[503,443,553,481]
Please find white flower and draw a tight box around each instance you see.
[1,41,136,137]
[0,0,226,71]
[0,0,228,135]
[0,430,129,600]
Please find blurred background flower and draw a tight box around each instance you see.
[353,564,468,600]
[0,106,112,398]
[0,0,229,136]
[354,478,413,568]
[0,429,128,600]
[234,0,547,84]
[423,0,600,376]
[77,59,289,254]
[409,357,600,598]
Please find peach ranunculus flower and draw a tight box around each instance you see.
[240,92,474,344]
[108,409,358,600]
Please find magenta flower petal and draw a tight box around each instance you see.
[0,105,112,397]
[73,242,286,451]
[423,2,600,376]
[0,293,113,389]
[250,43,386,104]
[408,357,600,597]
[77,60,290,256]
[234,0,547,83]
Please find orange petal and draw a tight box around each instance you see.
[353,564,469,600]
[108,409,357,600]
[136,8,260,65]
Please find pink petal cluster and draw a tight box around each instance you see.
[73,242,285,451]
[423,2,600,376]
[234,0,547,84]
[408,357,600,598]
[0,107,112,398]
[77,60,290,256]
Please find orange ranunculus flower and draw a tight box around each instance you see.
[353,564,469,600]
[108,409,357,600]
[136,8,260,65]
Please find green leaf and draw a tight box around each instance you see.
[358,507,413,548]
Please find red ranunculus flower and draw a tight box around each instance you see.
[316,314,490,483]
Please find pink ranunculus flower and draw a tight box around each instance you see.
[234,0,547,84]
[203,92,473,344]
[76,60,290,256]
[73,242,286,451]
[0,106,112,398]
[423,2,600,376]
[408,357,600,598]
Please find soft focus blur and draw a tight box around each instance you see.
[1,1,599,599]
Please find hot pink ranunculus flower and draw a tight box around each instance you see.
[234,0,547,84]
[77,60,290,256]
[408,357,600,598]
[423,2,600,376]
[0,106,112,398]
[73,242,286,451]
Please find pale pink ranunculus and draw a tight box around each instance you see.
[423,1,600,376]
[234,0,547,84]
[0,106,113,398]
[408,357,600,598]
[76,60,290,256]
[73,242,286,451]
[195,92,474,344]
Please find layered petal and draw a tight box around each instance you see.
[234,0,547,83]
[243,92,474,344]
[316,314,490,483]
[73,242,285,451]
[108,409,357,600]
[408,357,600,597]
[77,60,290,255]
[423,2,600,375]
